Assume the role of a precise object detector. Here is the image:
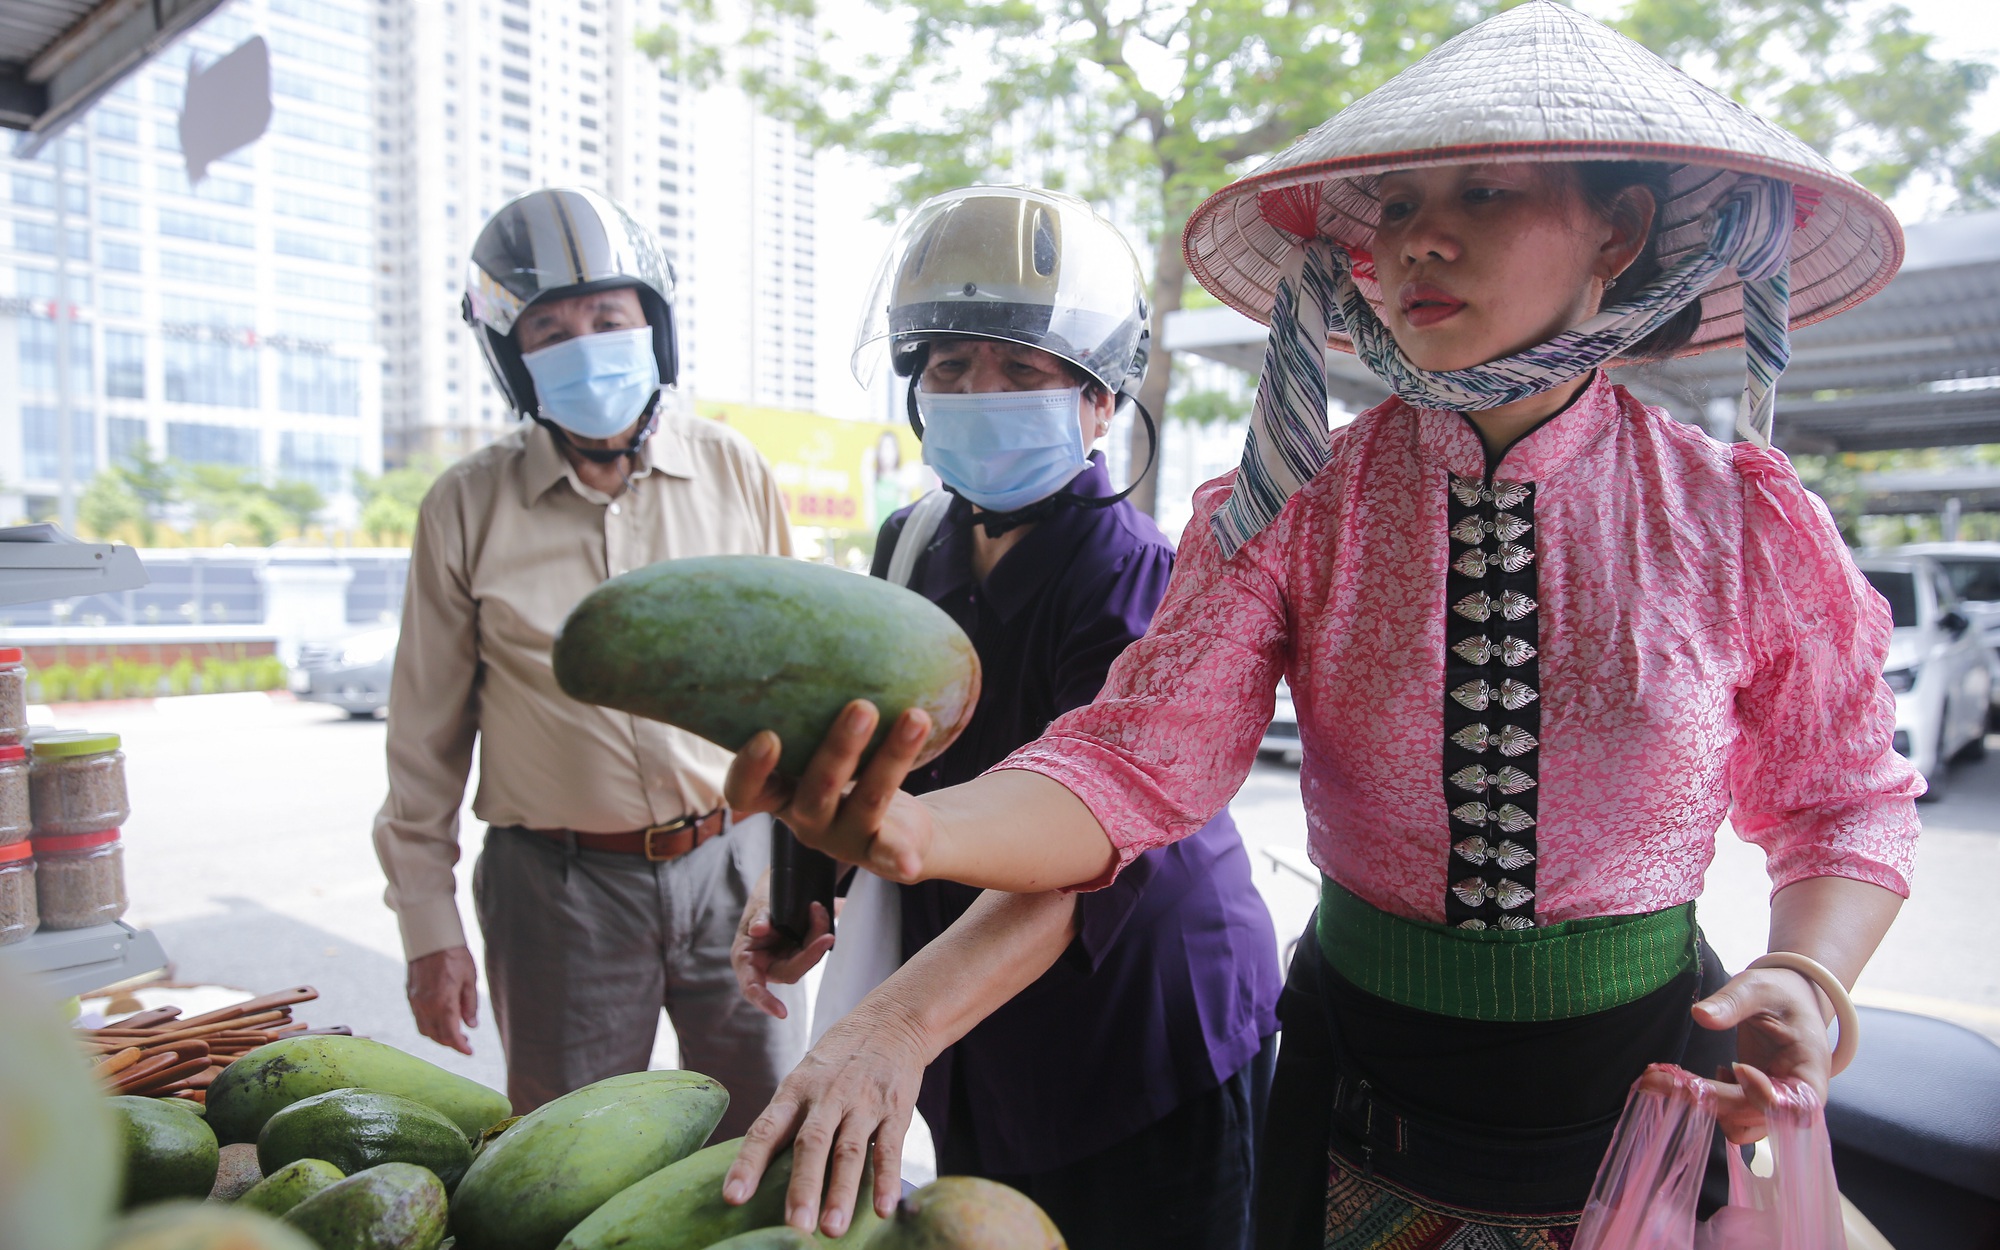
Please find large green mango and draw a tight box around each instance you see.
[100,1201,319,1250]
[259,1089,472,1192]
[282,1162,448,1250]
[556,1138,795,1250]
[552,555,980,776]
[206,1036,511,1145]
[450,1070,728,1250]
[110,1095,221,1210]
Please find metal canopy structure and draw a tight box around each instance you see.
[1,0,229,154]
[1163,210,2000,454]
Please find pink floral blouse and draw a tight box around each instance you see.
[1003,374,1921,926]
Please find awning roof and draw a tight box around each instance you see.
[1164,210,2000,454]
[2,0,229,154]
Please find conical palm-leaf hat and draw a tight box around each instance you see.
[1182,0,1903,357]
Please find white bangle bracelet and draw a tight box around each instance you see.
[1745,951,1860,1077]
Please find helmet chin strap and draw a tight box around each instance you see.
[534,392,661,466]
[905,375,1159,536]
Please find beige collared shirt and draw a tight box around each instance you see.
[372,413,793,959]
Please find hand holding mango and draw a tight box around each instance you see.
[724,700,940,883]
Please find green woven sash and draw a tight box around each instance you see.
[1316,878,1696,1023]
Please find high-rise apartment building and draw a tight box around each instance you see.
[0,0,384,525]
[375,0,818,464]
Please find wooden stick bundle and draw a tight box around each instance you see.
[80,987,335,1099]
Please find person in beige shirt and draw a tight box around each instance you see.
[373,188,805,1123]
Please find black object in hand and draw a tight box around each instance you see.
[769,818,839,947]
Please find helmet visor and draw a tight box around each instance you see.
[852,186,1149,395]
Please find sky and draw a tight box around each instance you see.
[810,0,2000,422]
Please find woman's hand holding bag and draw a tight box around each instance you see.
[1573,1064,1846,1250]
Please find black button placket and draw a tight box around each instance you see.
[1441,475,1542,929]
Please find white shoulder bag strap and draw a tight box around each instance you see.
[810,490,952,1044]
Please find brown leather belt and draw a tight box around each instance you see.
[522,809,725,862]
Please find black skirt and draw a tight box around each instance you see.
[1254,911,1739,1249]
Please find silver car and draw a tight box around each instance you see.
[1895,541,2000,728]
[290,627,398,718]
[1855,554,1992,798]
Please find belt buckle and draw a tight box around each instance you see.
[642,815,695,862]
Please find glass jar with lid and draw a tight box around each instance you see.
[31,829,124,930]
[0,840,35,945]
[0,744,30,846]
[0,647,25,745]
[29,732,130,837]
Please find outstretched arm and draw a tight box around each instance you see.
[724,703,1118,891]
[723,886,1081,1237]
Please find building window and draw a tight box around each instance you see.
[102,240,142,272]
[104,285,143,317]
[275,191,369,229]
[278,432,360,494]
[163,340,259,408]
[277,270,372,306]
[11,172,53,207]
[105,330,146,399]
[15,319,93,394]
[12,220,88,260]
[96,152,141,185]
[275,231,364,266]
[158,208,254,248]
[93,110,139,142]
[166,421,260,466]
[107,417,149,467]
[98,195,141,228]
[161,251,255,288]
[21,407,97,481]
[155,164,255,204]
[278,352,361,416]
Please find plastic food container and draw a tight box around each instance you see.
[0,647,25,745]
[31,829,125,930]
[0,744,29,846]
[29,731,129,836]
[0,840,35,945]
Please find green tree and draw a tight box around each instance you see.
[354,460,442,546]
[78,469,144,542]
[266,479,327,536]
[180,464,261,529]
[647,0,1997,515]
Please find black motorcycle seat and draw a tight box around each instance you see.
[1825,1006,2000,1201]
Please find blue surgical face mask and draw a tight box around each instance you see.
[521,325,661,439]
[917,387,1089,512]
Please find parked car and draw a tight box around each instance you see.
[1895,541,2000,728]
[1260,679,1301,763]
[291,626,398,718]
[1855,554,1992,797]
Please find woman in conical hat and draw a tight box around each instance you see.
[723,3,1921,1243]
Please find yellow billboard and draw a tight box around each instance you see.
[696,399,932,533]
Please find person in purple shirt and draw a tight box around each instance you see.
[725,186,1281,1248]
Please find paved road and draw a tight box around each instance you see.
[65,693,2000,1102]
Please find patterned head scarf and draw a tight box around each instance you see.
[1209,174,1804,558]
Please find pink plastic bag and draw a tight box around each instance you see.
[1573,1064,1846,1250]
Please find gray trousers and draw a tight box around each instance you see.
[472,814,806,1138]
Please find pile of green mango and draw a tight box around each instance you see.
[102,1034,1064,1250]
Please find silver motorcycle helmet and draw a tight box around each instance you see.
[852,186,1151,401]
[462,187,677,417]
